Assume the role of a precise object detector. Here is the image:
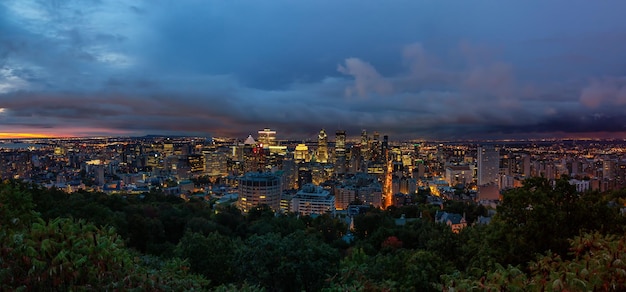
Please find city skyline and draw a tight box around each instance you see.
[1,1,626,140]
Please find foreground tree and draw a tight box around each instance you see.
[329,247,454,291]
[490,177,622,267]
[442,232,626,291]
[0,181,209,290]
[234,231,340,291]
[175,231,238,287]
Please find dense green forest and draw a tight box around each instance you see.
[2,177,626,291]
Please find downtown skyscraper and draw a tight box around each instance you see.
[317,129,328,163]
[335,130,346,175]
[477,145,500,186]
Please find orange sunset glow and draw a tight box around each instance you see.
[0,127,136,139]
[0,133,61,139]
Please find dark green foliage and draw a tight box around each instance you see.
[329,248,454,291]
[4,176,626,291]
[455,222,504,274]
[213,282,265,292]
[387,204,421,218]
[233,231,340,292]
[0,180,209,290]
[304,213,347,244]
[185,216,222,235]
[444,200,487,224]
[175,231,237,286]
[248,213,306,236]
[0,180,38,229]
[212,204,246,236]
[26,181,218,256]
[246,204,275,222]
[492,177,623,268]
[353,208,395,241]
[443,232,626,291]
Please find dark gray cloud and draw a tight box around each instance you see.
[1,0,626,139]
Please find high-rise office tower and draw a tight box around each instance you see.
[360,130,370,161]
[294,143,309,163]
[372,131,381,161]
[523,154,531,177]
[477,145,499,186]
[317,129,328,163]
[281,152,298,190]
[203,148,228,177]
[336,130,346,156]
[257,128,277,148]
[95,165,105,186]
[335,130,346,175]
[298,165,312,188]
[603,158,616,179]
[382,135,389,153]
[348,145,362,173]
[237,172,282,212]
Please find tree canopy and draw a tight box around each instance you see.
[2,177,626,290]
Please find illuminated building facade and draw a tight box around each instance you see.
[95,165,105,186]
[144,152,161,168]
[310,163,330,185]
[237,172,282,212]
[335,185,356,210]
[238,137,266,173]
[294,143,309,163]
[186,154,204,173]
[280,192,294,213]
[203,149,228,177]
[371,131,381,161]
[317,129,328,163]
[257,128,277,148]
[348,145,362,173]
[477,145,500,186]
[244,135,257,146]
[399,176,417,194]
[445,165,472,186]
[163,142,174,156]
[358,183,383,208]
[335,130,346,175]
[360,130,370,160]
[290,184,335,216]
[297,166,312,188]
[281,152,298,190]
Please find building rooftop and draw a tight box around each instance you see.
[296,184,330,197]
[244,135,256,145]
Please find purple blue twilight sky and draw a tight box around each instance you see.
[1,0,626,140]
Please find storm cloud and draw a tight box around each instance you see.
[1,0,626,140]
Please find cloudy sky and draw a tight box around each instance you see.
[1,0,626,140]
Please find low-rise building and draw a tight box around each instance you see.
[435,211,467,233]
[291,184,335,216]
